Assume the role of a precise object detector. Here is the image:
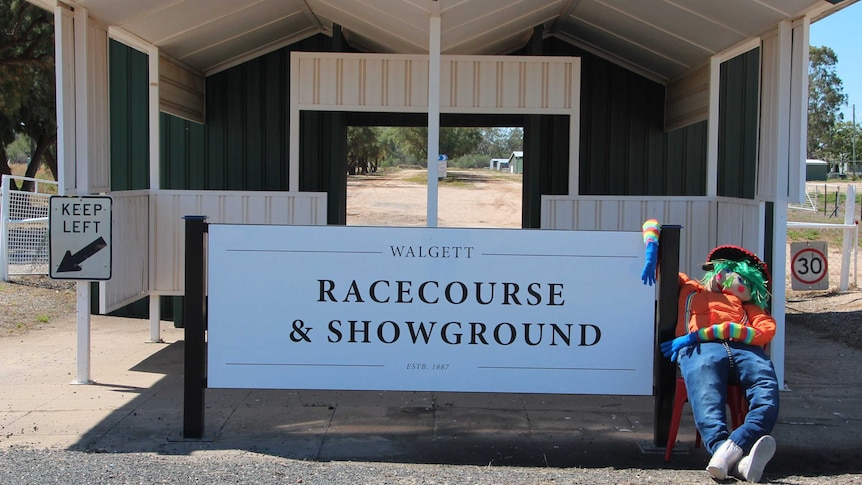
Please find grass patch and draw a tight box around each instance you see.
[787,228,824,242]
[402,172,427,184]
[403,173,469,186]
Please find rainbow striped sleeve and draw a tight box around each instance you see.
[642,219,661,245]
[696,322,756,345]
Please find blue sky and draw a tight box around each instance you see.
[810,2,862,123]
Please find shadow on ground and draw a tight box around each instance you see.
[65,315,862,479]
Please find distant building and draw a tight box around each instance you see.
[507,151,523,174]
[805,159,827,181]
[489,158,509,170]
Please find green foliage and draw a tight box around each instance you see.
[349,126,522,171]
[0,0,56,182]
[347,126,386,174]
[829,120,861,167]
[450,154,489,169]
[4,132,31,163]
[808,46,850,161]
[0,0,54,129]
[393,127,485,165]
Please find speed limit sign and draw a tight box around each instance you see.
[790,241,828,290]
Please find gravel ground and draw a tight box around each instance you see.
[0,275,75,336]
[0,448,860,485]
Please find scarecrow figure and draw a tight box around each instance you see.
[641,219,779,482]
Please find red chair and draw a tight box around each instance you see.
[665,376,748,461]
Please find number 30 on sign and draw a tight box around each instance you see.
[790,241,828,291]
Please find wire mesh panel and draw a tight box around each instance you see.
[1,176,57,277]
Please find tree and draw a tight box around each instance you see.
[0,0,55,190]
[395,127,483,166]
[828,120,861,170]
[347,126,386,174]
[808,46,848,161]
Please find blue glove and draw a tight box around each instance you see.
[660,333,698,362]
[641,241,658,286]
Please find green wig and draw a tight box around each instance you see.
[701,259,770,310]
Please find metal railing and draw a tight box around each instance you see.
[1,174,58,280]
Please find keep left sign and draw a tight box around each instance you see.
[49,196,112,280]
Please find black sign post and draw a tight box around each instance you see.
[653,225,681,449]
[183,215,208,439]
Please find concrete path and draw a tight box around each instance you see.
[0,314,859,477]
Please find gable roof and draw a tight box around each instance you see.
[32,0,855,80]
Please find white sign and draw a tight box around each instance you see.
[790,241,828,290]
[438,154,447,180]
[49,196,112,280]
[207,225,654,395]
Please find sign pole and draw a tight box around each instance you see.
[74,281,92,384]
[49,195,113,384]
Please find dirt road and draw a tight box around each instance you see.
[346,168,521,228]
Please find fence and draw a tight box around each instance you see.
[787,184,858,291]
[0,175,58,280]
[790,182,856,218]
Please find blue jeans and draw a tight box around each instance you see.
[678,341,780,454]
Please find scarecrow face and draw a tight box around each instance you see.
[708,268,752,302]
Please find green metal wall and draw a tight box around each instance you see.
[205,50,292,191]
[204,34,346,223]
[718,49,761,199]
[522,114,569,226]
[160,113,206,189]
[299,111,347,223]
[109,41,199,320]
[109,40,149,191]
[536,37,708,197]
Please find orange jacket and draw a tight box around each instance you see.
[676,273,776,348]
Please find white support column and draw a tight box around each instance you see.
[72,6,93,385]
[426,5,441,227]
[841,185,855,290]
[149,297,162,343]
[768,21,794,390]
[788,18,810,204]
[706,56,720,198]
[148,45,163,343]
[770,17,811,389]
[289,54,300,193]
[73,7,90,194]
[54,5,75,196]
[568,61,581,196]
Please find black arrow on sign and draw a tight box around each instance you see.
[57,237,108,273]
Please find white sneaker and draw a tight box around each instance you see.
[706,439,744,480]
[735,435,776,483]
